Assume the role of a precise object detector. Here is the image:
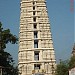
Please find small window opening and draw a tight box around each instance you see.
[33,17,36,22]
[34,40,38,48]
[33,6,35,10]
[34,31,38,38]
[33,12,36,15]
[34,51,39,60]
[34,24,37,29]
[34,64,40,69]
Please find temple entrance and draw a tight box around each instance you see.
[33,73,44,75]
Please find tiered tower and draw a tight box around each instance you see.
[72,43,75,56]
[18,0,56,75]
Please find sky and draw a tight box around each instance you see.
[0,0,74,65]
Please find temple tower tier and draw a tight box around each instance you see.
[18,0,56,75]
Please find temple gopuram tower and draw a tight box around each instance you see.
[18,0,56,75]
[72,43,75,56]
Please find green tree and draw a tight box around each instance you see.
[55,56,75,75]
[69,56,75,69]
[0,22,18,75]
[55,60,69,75]
[0,22,18,50]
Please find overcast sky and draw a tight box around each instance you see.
[0,0,74,65]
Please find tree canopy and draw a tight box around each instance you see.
[69,56,75,69]
[0,22,18,50]
[55,60,69,75]
[0,22,18,75]
[55,56,75,75]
